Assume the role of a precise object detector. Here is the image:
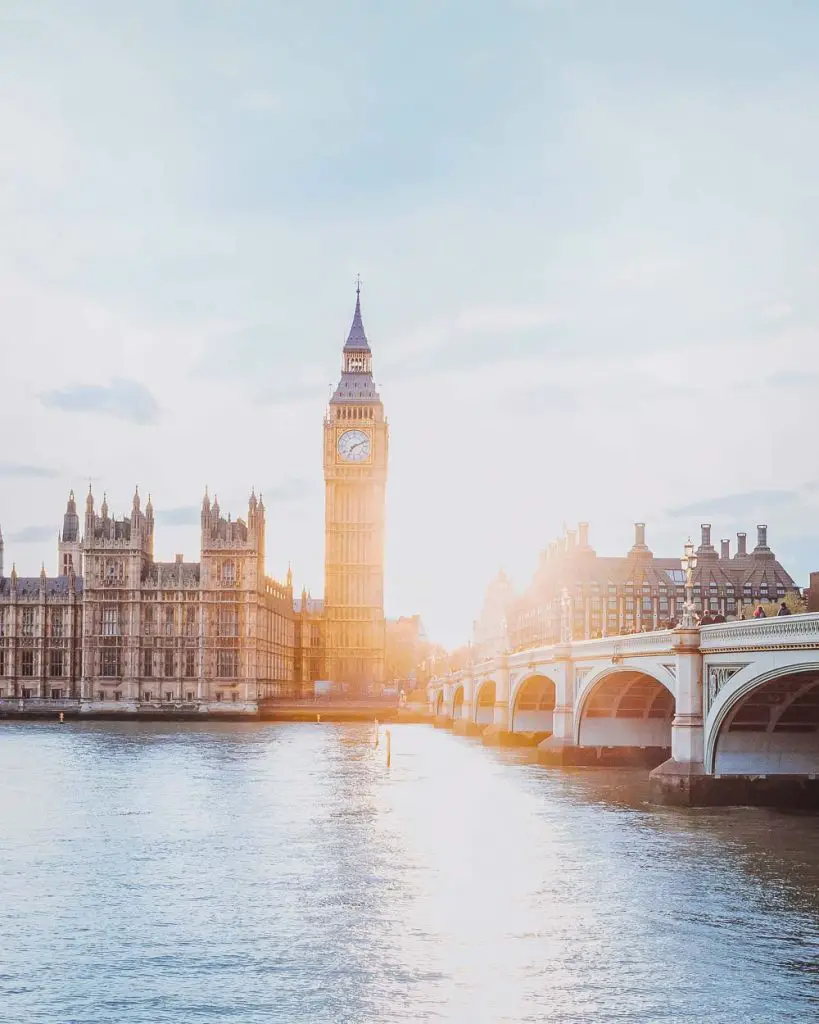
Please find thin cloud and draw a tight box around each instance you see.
[387,305,568,377]
[496,383,576,416]
[8,525,55,543]
[261,478,314,503]
[766,371,819,389]
[40,378,160,425]
[156,506,199,527]
[0,463,59,479]
[254,382,325,407]
[668,489,800,517]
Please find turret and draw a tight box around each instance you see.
[59,488,83,576]
[0,522,4,578]
[85,484,95,537]
[248,489,258,534]
[100,492,109,519]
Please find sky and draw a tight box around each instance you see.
[1,0,819,648]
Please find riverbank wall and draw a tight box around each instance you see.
[0,698,406,723]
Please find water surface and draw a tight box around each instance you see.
[0,722,817,1023]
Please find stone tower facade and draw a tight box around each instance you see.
[323,286,388,692]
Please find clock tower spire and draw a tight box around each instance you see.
[323,283,388,694]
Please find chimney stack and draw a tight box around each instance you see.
[578,522,589,548]
[701,523,712,548]
[756,524,769,550]
[634,522,646,548]
[737,532,747,557]
[721,539,730,560]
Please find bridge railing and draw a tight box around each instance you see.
[508,630,676,665]
[565,630,675,659]
[699,612,819,650]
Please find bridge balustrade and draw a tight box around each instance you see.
[699,612,819,650]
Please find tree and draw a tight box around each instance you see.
[739,592,806,618]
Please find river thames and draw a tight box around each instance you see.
[0,722,817,1024]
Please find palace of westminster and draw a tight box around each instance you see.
[0,289,388,709]
[0,290,806,709]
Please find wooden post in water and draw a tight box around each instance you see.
[59,712,64,723]
[374,718,379,748]
[386,728,391,768]
[317,714,321,723]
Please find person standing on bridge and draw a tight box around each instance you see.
[777,601,791,616]
[753,604,767,619]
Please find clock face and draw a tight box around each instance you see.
[337,428,371,462]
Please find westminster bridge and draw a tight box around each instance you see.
[427,614,819,806]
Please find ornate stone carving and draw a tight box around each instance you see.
[706,664,747,711]
[661,662,677,679]
[574,667,592,693]
[700,617,819,651]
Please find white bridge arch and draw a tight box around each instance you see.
[428,614,819,806]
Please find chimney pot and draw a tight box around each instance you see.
[721,539,730,560]
[757,524,768,549]
[737,532,747,557]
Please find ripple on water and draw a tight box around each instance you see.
[0,721,817,1024]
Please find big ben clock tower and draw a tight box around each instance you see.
[323,284,388,693]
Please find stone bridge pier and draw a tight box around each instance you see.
[428,615,819,807]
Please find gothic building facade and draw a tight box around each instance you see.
[0,487,294,709]
[474,522,802,657]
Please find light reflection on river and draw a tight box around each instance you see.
[0,722,817,1023]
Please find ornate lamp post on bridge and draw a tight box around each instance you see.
[680,539,698,628]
